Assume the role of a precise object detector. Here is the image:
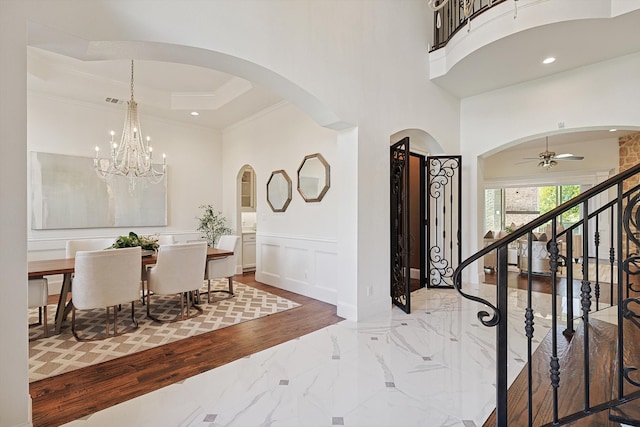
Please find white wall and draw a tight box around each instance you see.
[0,2,30,425]
[223,103,340,306]
[460,52,640,282]
[26,91,222,260]
[2,3,457,423]
[22,0,460,322]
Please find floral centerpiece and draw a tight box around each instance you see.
[196,204,232,247]
[109,231,159,253]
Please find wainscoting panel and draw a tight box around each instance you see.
[260,243,283,279]
[283,246,310,285]
[256,233,338,306]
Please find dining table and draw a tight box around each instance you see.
[28,247,233,335]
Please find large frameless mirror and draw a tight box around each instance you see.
[297,153,330,202]
[266,170,292,212]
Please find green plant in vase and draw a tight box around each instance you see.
[196,205,232,247]
[109,231,159,251]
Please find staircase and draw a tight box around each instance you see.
[453,163,640,426]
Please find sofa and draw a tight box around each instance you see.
[483,226,582,275]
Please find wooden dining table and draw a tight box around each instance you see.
[28,247,233,335]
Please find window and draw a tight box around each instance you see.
[485,184,581,233]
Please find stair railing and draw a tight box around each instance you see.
[453,162,640,426]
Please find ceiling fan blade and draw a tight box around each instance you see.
[554,153,584,160]
[515,159,537,165]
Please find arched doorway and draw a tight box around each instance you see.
[236,164,257,273]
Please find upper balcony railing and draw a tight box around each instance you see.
[431,0,508,51]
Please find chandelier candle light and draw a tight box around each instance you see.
[94,60,166,189]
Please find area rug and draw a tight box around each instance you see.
[28,280,299,382]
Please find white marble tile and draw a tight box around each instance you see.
[62,283,585,427]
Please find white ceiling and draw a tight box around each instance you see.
[27,4,640,140]
[27,47,283,131]
[429,3,640,164]
[431,7,640,98]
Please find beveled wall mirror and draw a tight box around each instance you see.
[297,153,330,202]
[266,170,292,212]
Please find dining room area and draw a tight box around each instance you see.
[15,37,344,427]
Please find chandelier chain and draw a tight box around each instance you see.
[130,60,135,101]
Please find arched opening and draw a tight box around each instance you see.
[389,129,451,312]
[236,164,257,273]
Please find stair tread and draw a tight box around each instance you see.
[534,317,618,425]
[483,327,572,426]
[609,398,640,426]
[484,316,640,426]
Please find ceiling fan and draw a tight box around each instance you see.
[521,137,584,169]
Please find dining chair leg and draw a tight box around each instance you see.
[105,307,110,338]
[228,277,234,295]
[113,305,118,335]
[42,305,48,338]
[180,292,185,320]
[130,301,138,328]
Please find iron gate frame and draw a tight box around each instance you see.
[426,155,462,289]
[390,137,411,313]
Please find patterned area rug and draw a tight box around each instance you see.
[28,280,299,382]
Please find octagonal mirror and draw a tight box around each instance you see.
[266,170,292,212]
[297,153,330,202]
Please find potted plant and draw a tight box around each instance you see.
[196,205,232,247]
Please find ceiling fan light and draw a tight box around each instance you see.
[538,159,557,169]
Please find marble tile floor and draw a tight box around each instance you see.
[63,282,591,427]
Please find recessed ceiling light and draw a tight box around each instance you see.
[190,111,199,116]
[609,128,617,132]
[542,57,556,65]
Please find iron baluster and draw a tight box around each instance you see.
[549,218,560,424]
[617,182,625,400]
[611,207,616,306]
[565,229,575,336]
[496,245,508,426]
[595,216,601,311]
[581,201,592,413]
[526,232,534,426]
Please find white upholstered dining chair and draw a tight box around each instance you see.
[146,242,208,322]
[28,278,49,339]
[65,238,116,258]
[71,247,141,341]
[203,235,240,303]
[156,235,175,246]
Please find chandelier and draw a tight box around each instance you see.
[94,60,166,187]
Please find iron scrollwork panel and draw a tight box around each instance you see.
[426,155,461,288]
[390,137,411,313]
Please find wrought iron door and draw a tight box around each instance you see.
[390,137,411,313]
[426,155,462,288]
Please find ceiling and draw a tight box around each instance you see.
[27,4,640,139]
[27,47,284,131]
[430,7,640,98]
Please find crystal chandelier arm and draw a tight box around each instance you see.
[93,59,166,185]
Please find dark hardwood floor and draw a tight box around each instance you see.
[29,272,343,427]
[482,270,619,306]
